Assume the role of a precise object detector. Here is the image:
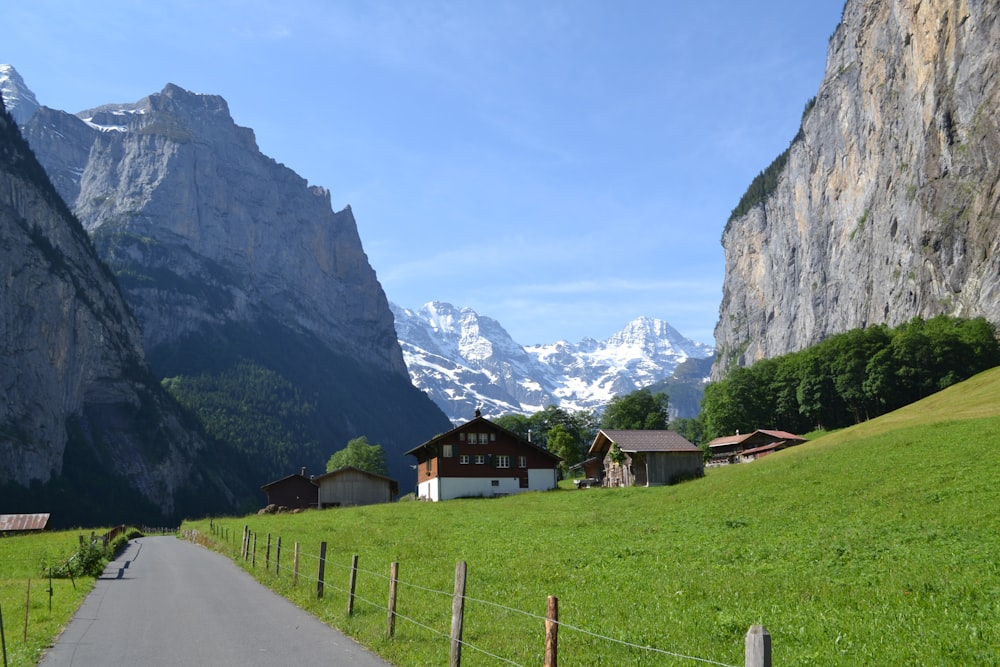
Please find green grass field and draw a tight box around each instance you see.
[185,367,1000,666]
[0,530,98,667]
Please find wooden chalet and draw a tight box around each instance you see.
[314,466,399,507]
[260,472,318,510]
[588,430,704,488]
[405,410,561,501]
[707,429,808,464]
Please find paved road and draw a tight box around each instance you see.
[40,536,394,667]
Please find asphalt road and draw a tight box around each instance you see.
[39,536,394,667]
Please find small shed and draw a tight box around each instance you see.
[588,430,704,487]
[0,513,50,534]
[314,467,399,508]
[260,473,318,510]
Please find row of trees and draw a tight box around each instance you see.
[699,316,1000,439]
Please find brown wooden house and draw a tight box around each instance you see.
[406,410,561,501]
[707,429,807,464]
[314,466,399,507]
[260,472,318,510]
[588,430,704,487]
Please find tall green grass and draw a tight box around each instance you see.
[188,367,1000,665]
[0,530,98,666]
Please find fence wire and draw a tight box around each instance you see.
[211,528,739,667]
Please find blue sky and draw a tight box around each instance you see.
[6,1,844,346]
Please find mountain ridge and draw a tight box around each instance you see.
[393,301,714,422]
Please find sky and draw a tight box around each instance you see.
[5,1,845,347]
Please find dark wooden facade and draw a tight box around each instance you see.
[260,473,318,509]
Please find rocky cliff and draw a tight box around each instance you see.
[9,73,450,490]
[714,0,1000,378]
[0,95,246,526]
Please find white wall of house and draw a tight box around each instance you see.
[419,471,557,501]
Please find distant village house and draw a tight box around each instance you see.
[706,429,807,464]
[406,410,561,501]
[260,466,399,509]
[587,430,704,488]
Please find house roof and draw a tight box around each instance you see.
[260,473,317,491]
[589,430,701,455]
[707,429,806,449]
[755,429,807,442]
[406,414,562,462]
[741,441,787,456]
[0,513,50,531]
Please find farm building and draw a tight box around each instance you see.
[0,513,50,534]
[706,429,807,464]
[314,466,399,507]
[588,430,704,487]
[406,410,562,501]
[260,472,318,510]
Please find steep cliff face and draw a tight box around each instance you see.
[714,0,1000,378]
[25,84,403,375]
[16,77,450,489]
[0,97,245,525]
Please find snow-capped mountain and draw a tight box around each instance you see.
[0,65,40,124]
[392,302,714,423]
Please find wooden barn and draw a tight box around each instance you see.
[314,467,399,508]
[260,472,318,510]
[588,430,704,488]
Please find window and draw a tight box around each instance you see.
[518,456,527,468]
[425,458,432,473]
[443,444,454,458]
[467,433,478,445]
[490,433,496,442]
[491,480,499,487]
[496,455,511,469]
[474,455,486,465]
[460,455,470,465]
[459,433,466,442]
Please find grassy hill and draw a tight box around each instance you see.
[177,366,993,664]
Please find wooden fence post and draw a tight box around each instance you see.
[347,555,359,616]
[317,542,327,599]
[251,533,257,568]
[265,534,271,570]
[450,560,467,667]
[23,580,30,643]
[745,625,771,667]
[1,602,8,667]
[275,537,282,576]
[387,562,399,638]
[242,525,249,560]
[544,595,558,667]
[293,542,300,587]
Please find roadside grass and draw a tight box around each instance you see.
[0,530,99,667]
[185,368,1000,666]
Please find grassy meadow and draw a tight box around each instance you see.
[185,367,1000,666]
[0,530,98,666]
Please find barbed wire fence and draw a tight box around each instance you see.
[191,522,770,667]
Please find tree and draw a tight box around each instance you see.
[326,436,388,476]
[601,388,670,430]
[546,423,582,473]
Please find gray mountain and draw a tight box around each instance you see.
[714,0,1000,378]
[392,302,714,422]
[7,68,451,492]
[0,93,247,527]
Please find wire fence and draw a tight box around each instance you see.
[190,523,770,667]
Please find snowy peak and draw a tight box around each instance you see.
[0,65,40,125]
[393,302,714,423]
